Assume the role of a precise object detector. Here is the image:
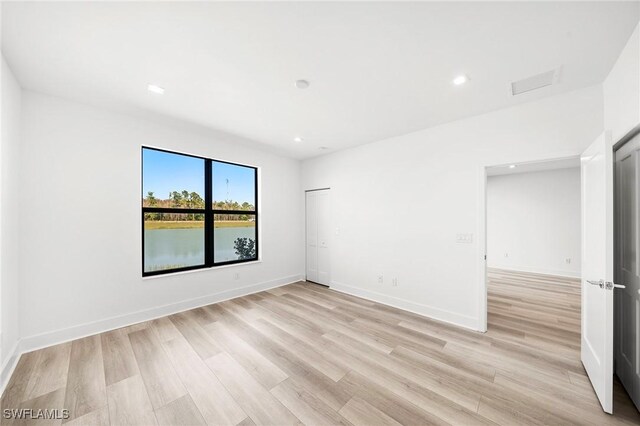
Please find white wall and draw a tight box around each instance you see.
[604,22,640,144]
[487,168,581,278]
[0,56,21,385]
[17,91,303,348]
[302,85,603,330]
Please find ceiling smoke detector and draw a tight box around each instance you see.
[511,69,560,96]
[295,79,310,89]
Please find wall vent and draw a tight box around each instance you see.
[511,69,558,96]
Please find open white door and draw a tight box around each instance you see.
[581,132,615,413]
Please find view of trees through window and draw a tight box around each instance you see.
[142,148,258,275]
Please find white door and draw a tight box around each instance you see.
[581,132,615,413]
[306,189,330,285]
[615,135,640,411]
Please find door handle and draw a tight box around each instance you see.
[587,279,604,288]
[587,279,627,290]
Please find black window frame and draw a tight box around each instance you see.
[141,146,259,277]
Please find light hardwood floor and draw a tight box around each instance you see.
[2,270,639,425]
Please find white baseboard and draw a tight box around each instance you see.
[488,264,580,279]
[1,273,302,398]
[329,281,480,331]
[0,340,21,399]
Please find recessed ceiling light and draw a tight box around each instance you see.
[147,84,165,95]
[295,79,310,89]
[509,164,517,169]
[294,136,303,143]
[452,75,468,86]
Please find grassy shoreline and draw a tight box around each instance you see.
[144,220,255,230]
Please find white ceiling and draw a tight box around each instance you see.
[486,157,580,176]
[3,2,639,159]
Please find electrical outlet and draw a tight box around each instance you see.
[377,275,384,284]
[504,253,509,258]
[234,272,240,280]
[456,233,473,243]
[392,278,398,287]
[565,258,571,264]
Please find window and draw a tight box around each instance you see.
[142,147,258,276]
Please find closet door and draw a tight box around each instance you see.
[306,189,330,285]
[305,191,319,283]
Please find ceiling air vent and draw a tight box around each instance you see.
[511,69,559,96]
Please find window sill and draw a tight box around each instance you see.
[142,259,262,280]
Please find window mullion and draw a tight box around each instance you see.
[205,159,213,267]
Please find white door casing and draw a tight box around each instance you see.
[581,132,615,414]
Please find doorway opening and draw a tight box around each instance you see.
[479,150,640,418]
[483,157,582,339]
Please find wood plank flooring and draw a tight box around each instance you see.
[2,270,639,425]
